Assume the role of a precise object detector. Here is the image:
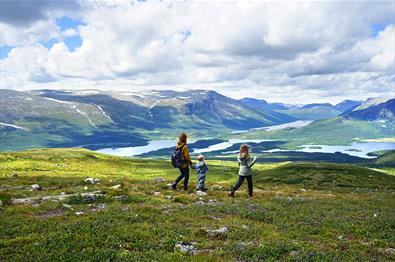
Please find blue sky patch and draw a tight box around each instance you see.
[0,45,13,59]
[56,16,85,31]
[370,23,387,37]
[40,39,59,50]
[64,35,83,52]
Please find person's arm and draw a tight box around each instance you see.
[247,156,257,168]
[237,157,246,166]
[183,146,193,166]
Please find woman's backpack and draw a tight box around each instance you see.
[171,145,185,168]
[171,144,185,168]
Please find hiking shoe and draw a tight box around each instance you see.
[171,184,177,190]
[228,191,235,197]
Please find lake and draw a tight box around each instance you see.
[96,139,266,157]
[232,120,313,134]
[96,139,395,159]
[265,142,395,158]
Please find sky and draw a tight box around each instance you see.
[0,0,394,104]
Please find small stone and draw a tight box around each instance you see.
[84,178,100,185]
[63,204,73,209]
[60,192,66,195]
[153,191,161,196]
[0,200,3,207]
[83,186,88,190]
[196,191,207,196]
[12,173,18,177]
[110,184,121,190]
[174,241,197,255]
[385,248,395,255]
[165,195,173,200]
[75,211,84,216]
[167,183,174,188]
[373,213,378,218]
[289,251,299,257]
[300,188,307,192]
[154,177,166,183]
[114,195,128,200]
[31,184,42,190]
[207,226,229,236]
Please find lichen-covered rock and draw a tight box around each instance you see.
[31,184,42,190]
[174,241,197,255]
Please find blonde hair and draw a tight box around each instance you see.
[197,154,205,161]
[239,144,250,159]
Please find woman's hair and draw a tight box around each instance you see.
[179,132,187,144]
[239,144,250,159]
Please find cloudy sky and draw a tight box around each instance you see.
[0,0,394,103]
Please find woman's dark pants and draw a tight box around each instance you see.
[231,175,253,196]
[173,167,189,190]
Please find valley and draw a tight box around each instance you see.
[1,89,394,162]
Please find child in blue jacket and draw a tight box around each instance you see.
[192,155,208,191]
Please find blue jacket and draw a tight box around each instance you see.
[193,161,208,174]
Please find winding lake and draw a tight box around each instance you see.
[265,142,395,158]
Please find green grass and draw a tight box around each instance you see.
[0,148,395,261]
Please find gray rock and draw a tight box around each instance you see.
[114,195,128,200]
[174,241,197,255]
[62,204,73,209]
[84,178,100,185]
[207,226,229,236]
[196,191,207,196]
[154,177,166,183]
[385,248,395,255]
[110,184,121,190]
[31,184,42,190]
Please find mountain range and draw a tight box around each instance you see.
[0,89,393,150]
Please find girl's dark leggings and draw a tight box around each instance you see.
[174,167,189,190]
[232,175,253,196]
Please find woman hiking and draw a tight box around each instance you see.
[171,132,193,191]
[229,144,256,198]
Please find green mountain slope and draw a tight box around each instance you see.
[236,117,395,147]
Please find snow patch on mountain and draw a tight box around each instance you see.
[0,122,28,130]
[96,105,112,121]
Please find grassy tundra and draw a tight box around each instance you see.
[0,149,394,261]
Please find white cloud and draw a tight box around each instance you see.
[0,0,394,103]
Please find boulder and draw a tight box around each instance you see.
[207,226,229,236]
[110,184,121,190]
[196,191,207,196]
[31,184,42,190]
[174,241,197,255]
[84,178,100,185]
[154,177,166,183]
